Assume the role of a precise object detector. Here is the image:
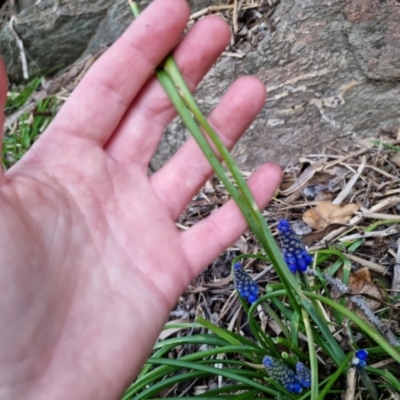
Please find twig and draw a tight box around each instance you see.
[190,5,232,19]
[345,367,356,400]
[357,212,400,221]
[232,0,239,34]
[339,226,400,242]
[314,145,372,172]
[344,253,389,275]
[333,156,366,205]
[370,357,397,369]
[189,2,260,19]
[392,239,400,292]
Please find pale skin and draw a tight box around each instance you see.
[0,0,282,399]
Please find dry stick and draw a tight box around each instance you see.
[232,0,239,34]
[338,226,400,242]
[190,5,233,19]
[343,253,389,276]
[333,156,366,205]
[189,3,260,19]
[365,164,400,182]
[306,269,400,346]
[359,212,400,221]
[217,289,237,322]
[345,367,356,400]
[344,322,357,400]
[314,144,372,172]
[370,357,397,369]
[392,239,400,292]
[342,162,400,182]
[227,306,241,332]
[384,188,400,196]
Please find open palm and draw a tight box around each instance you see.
[0,1,281,399]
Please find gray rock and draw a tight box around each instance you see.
[344,0,400,81]
[2,0,400,169]
[151,0,400,170]
[0,0,214,82]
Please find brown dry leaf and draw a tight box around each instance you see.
[303,202,359,230]
[348,268,383,311]
[301,223,347,245]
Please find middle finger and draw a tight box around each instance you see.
[105,16,231,167]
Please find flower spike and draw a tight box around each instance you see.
[296,362,311,388]
[232,262,259,304]
[263,356,302,394]
[277,219,313,273]
[353,349,368,368]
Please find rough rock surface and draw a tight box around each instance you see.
[0,0,214,82]
[152,0,400,170]
[1,0,400,169]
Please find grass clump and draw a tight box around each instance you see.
[3,77,59,169]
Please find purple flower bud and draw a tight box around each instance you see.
[233,262,259,304]
[356,349,368,361]
[353,349,368,368]
[277,219,313,273]
[263,356,302,393]
[296,362,311,388]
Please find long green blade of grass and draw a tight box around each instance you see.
[141,358,288,398]
[304,292,400,363]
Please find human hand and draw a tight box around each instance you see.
[0,0,281,399]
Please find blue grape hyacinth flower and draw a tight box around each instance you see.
[296,362,311,388]
[232,262,259,304]
[277,219,313,273]
[352,349,368,368]
[263,356,302,394]
[352,349,377,398]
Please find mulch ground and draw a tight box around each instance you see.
[175,134,400,313]
[168,135,400,397]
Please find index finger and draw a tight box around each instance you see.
[46,0,190,146]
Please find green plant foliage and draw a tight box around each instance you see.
[5,77,42,113]
[3,79,59,169]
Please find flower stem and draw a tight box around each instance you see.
[301,308,318,400]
